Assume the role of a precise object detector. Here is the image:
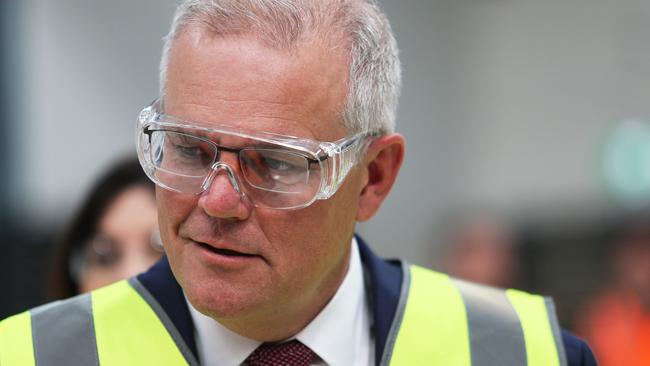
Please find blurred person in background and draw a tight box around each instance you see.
[439,214,520,289]
[575,211,650,366]
[48,157,163,299]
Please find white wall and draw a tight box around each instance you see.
[10,0,178,222]
[446,0,650,210]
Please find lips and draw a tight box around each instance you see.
[196,242,257,257]
[191,238,260,259]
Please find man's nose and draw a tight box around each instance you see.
[198,162,250,220]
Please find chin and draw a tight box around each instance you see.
[184,277,262,320]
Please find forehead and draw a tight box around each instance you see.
[164,28,350,141]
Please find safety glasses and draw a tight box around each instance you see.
[136,99,374,209]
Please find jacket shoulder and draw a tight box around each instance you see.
[562,330,598,366]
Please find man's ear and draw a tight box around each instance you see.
[356,133,405,222]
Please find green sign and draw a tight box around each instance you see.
[603,119,650,202]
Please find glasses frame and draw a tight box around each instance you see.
[136,99,375,209]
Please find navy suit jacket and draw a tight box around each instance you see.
[137,236,597,365]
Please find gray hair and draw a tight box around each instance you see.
[159,0,401,134]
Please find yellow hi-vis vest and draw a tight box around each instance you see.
[0,265,567,366]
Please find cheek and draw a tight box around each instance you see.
[259,204,329,247]
[156,189,196,245]
[258,196,356,272]
[157,189,193,221]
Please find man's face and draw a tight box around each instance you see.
[159,28,364,338]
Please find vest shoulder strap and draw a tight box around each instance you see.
[92,279,195,365]
[0,279,198,366]
[0,310,35,366]
[384,264,568,366]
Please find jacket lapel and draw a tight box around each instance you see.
[137,256,198,359]
[356,235,405,365]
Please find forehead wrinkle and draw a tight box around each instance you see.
[173,97,307,121]
[165,99,318,138]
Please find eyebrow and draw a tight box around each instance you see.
[144,127,324,162]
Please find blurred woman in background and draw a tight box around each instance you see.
[48,157,163,299]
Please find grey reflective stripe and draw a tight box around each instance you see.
[545,298,568,366]
[379,261,411,366]
[128,278,200,366]
[30,293,99,366]
[453,279,527,366]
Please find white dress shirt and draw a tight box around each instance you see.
[187,238,374,366]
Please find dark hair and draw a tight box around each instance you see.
[48,157,155,300]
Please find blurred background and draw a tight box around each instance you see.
[2,0,650,363]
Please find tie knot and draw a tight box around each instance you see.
[245,340,316,366]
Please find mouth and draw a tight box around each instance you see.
[195,241,258,258]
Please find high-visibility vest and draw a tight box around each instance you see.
[0,265,567,366]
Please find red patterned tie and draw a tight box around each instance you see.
[245,340,316,366]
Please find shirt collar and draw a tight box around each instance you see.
[295,237,370,366]
[187,299,260,366]
[186,237,369,366]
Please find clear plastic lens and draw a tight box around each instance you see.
[240,148,310,192]
[147,130,322,207]
[157,131,217,175]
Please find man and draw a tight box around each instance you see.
[0,1,596,365]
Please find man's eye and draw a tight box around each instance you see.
[265,157,298,172]
[174,144,203,158]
